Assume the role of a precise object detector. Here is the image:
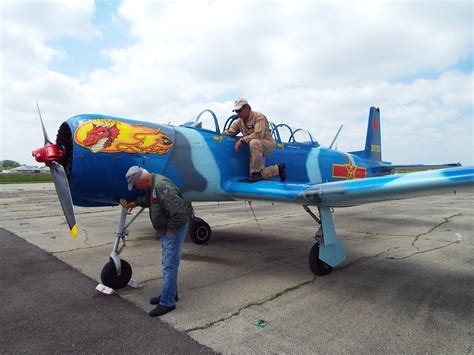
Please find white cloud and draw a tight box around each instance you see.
[1,0,472,166]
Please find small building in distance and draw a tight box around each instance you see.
[2,165,44,174]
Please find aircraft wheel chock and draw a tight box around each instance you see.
[309,243,333,276]
[190,218,212,244]
[100,259,132,289]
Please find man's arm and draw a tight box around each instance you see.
[222,119,241,136]
[126,195,149,213]
[135,196,149,207]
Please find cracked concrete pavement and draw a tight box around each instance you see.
[0,183,473,353]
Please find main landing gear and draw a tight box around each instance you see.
[188,206,212,244]
[303,205,346,276]
[100,200,145,289]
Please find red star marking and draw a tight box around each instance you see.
[345,162,356,179]
[372,117,378,130]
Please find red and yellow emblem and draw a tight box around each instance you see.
[332,161,366,179]
[74,119,173,154]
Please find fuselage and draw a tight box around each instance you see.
[58,114,383,207]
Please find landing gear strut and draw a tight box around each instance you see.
[304,205,346,276]
[100,200,145,289]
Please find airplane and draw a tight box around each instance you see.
[32,104,474,289]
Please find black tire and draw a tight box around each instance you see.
[190,218,212,244]
[100,259,132,289]
[309,243,333,276]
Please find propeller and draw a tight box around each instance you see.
[32,102,78,238]
[36,101,52,145]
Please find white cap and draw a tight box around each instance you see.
[125,166,143,190]
[233,97,248,112]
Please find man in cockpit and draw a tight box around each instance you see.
[222,98,286,183]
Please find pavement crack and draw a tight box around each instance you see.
[185,277,315,333]
[339,214,463,265]
[140,276,163,283]
[83,229,91,247]
[341,230,414,240]
[411,213,461,250]
[387,241,460,260]
[53,241,114,254]
[339,247,397,270]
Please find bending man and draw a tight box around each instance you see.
[125,166,189,317]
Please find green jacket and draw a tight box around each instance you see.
[135,174,190,236]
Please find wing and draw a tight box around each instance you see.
[224,166,474,207]
[225,179,314,203]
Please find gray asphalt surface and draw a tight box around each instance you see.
[1,184,473,353]
[0,228,215,354]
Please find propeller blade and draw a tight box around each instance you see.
[50,161,77,238]
[36,101,52,145]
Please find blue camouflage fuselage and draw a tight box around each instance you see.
[58,112,473,208]
[61,114,383,206]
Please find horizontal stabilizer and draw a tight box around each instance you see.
[380,163,461,174]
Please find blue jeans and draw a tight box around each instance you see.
[159,223,188,307]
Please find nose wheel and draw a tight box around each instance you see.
[101,259,132,289]
[99,202,145,290]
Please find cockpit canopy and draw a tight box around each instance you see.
[181,109,319,147]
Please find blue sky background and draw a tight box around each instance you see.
[1,0,472,166]
[48,0,131,76]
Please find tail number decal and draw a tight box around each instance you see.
[371,144,381,152]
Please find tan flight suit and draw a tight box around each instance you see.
[222,110,279,179]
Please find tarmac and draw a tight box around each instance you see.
[0,183,473,354]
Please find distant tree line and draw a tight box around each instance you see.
[0,160,21,169]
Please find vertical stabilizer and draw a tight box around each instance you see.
[364,107,381,161]
[349,107,382,161]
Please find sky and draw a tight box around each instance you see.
[1,0,473,166]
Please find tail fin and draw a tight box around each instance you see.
[349,106,381,161]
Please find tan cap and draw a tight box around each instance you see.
[125,166,143,190]
[233,97,248,111]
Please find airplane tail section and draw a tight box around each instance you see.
[349,106,381,162]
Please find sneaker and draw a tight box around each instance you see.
[149,304,176,317]
[150,294,179,305]
[278,163,286,181]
